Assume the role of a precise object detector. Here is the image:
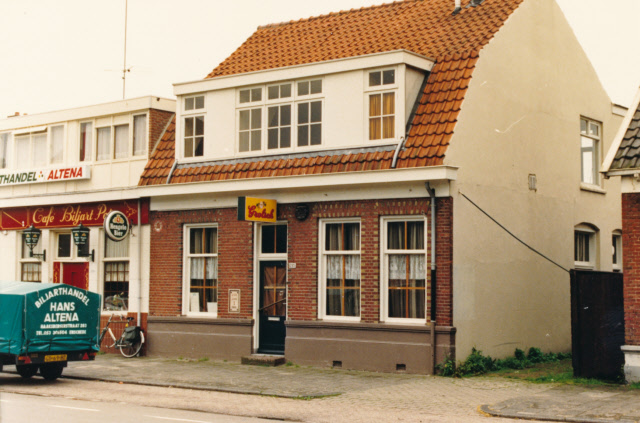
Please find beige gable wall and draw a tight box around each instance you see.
[444,0,623,358]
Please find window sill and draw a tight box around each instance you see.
[580,183,606,195]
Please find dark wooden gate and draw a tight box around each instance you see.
[570,269,624,380]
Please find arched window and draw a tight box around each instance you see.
[574,223,598,269]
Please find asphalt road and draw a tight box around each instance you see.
[0,391,283,423]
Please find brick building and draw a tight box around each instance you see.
[136,0,623,373]
[0,97,175,343]
[603,88,640,382]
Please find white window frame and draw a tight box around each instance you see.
[613,230,622,272]
[183,224,218,317]
[132,114,148,157]
[318,218,361,322]
[365,67,399,143]
[183,95,206,159]
[580,117,602,186]
[79,121,94,162]
[20,231,42,282]
[49,125,65,164]
[380,215,428,324]
[102,233,130,312]
[0,132,9,169]
[54,231,90,261]
[14,129,48,168]
[574,224,597,269]
[236,79,324,155]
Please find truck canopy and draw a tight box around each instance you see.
[0,281,100,355]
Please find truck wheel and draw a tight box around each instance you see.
[39,363,64,381]
[16,364,38,379]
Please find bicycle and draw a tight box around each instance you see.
[99,314,145,358]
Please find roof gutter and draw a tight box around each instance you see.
[391,136,405,169]
[425,182,437,374]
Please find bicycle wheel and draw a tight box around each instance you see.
[119,332,144,358]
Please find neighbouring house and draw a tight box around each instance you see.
[603,88,640,382]
[0,97,175,346]
[134,0,623,374]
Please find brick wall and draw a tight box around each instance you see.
[148,109,174,155]
[149,197,454,325]
[623,193,640,345]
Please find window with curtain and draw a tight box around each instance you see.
[322,221,361,318]
[50,125,64,164]
[186,226,218,314]
[114,124,129,159]
[368,69,396,141]
[79,122,93,162]
[613,231,622,272]
[21,234,42,282]
[0,133,8,168]
[14,131,47,168]
[96,127,111,161]
[133,114,147,156]
[104,236,129,310]
[574,224,597,269]
[384,219,426,320]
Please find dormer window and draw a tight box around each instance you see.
[184,95,205,158]
[237,79,323,154]
[367,68,397,141]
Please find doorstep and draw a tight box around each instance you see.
[241,354,286,366]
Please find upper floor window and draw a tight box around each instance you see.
[368,69,396,141]
[237,80,323,154]
[15,130,47,168]
[0,133,9,168]
[50,125,64,164]
[613,230,622,272]
[184,95,205,158]
[79,122,93,162]
[580,117,601,185]
[133,114,147,156]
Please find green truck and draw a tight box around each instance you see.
[0,281,100,380]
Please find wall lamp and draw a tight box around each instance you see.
[22,225,46,262]
[71,223,95,262]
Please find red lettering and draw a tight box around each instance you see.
[47,170,55,180]
[63,168,70,178]
[77,167,82,177]
[247,206,274,219]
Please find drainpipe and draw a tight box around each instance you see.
[166,160,178,184]
[453,0,462,15]
[425,182,437,374]
[391,136,405,169]
[137,199,142,327]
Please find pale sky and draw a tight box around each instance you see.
[1,0,638,120]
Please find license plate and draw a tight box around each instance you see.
[44,354,67,362]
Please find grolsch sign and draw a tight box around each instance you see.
[104,211,130,241]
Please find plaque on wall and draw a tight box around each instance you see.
[229,289,240,313]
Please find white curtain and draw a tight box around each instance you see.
[97,127,111,160]
[50,126,64,164]
[115,125,129,159]
[80,122,92,162]
[15,136,29,167]
[389,254,425,279]
[133,115,147,156]
[191,257,218,280]
[345,255,360,280]
[105,237,129,258]
[33,133,47,166]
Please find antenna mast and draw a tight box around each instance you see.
[122,0,129,99]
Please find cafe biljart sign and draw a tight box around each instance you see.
[104,211,130,242]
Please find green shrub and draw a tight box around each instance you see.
[438,346,571,378]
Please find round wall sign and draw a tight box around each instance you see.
[104,210,130,241]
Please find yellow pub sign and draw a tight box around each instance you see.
[237,197,277,223]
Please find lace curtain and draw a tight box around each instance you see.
[327,255,361,280]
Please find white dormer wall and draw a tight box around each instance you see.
[0,97,175,200]
[173,51,433,163]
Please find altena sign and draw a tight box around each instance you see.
[0,165,90,186]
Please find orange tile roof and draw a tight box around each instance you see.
[140,0,523,186]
